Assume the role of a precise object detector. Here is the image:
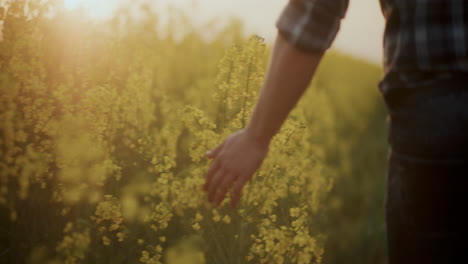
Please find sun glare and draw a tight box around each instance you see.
[63,0,117,17]
[64,0,88,10]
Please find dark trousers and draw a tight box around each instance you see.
[383,77,468,264]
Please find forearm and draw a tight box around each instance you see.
[246,33,324,146]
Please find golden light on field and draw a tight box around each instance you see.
[59,0,384,63]
[1,1,388,263]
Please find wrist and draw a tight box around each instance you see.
[244,124,272,149]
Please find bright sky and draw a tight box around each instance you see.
[63,0,385,64]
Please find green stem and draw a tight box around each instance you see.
[241,56,253,128]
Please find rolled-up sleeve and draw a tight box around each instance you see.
[276,0,349,53]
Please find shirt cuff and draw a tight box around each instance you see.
[276,0,347,53]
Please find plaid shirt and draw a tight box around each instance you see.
[276,0,468,95]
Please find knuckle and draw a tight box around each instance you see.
[211,180,219,188]
[233,187,241,195]
[220,183,230,192]
[218,181,227,189]
[214,176,223,186]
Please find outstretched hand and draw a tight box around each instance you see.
[203,128,269,208]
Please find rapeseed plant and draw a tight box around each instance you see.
[0,1,384,263]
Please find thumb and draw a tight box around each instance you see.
[206,141,225,158]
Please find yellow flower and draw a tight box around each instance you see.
[155,245,162,253]
[290,207,301,218]
[195,212,203,222]
[117,232,126,242]
[212,209,221,222]
[102,236,111,246]
[222,215,231,224]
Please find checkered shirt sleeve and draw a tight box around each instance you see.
[276,0,349,53]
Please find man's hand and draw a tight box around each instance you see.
[203,34,322,208]
[203,128,269,208]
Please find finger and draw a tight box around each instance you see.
[230,177,248,208]
[213,172,236,207]
[205,141,225,159]
[204,159,221,191]
[208,167,226,202]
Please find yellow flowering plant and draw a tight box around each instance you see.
[0,1,385,264]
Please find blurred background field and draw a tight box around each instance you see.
[0,1,388,263]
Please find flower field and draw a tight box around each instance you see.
[0,1,387,264]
